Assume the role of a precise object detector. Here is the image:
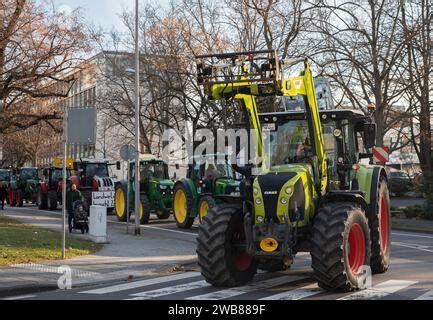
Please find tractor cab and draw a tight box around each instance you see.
[73,159,111,190]
[187,154,240,195]
[114,154,174,224]
[8,167,39,207]
[0,169,11,183]
[260,109,377,192]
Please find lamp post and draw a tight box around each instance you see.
[134,0,140,235]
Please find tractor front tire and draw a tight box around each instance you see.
[115,185,128,222]
[198,195,216,223]
[47,191,58,211]
[37,187,48,210]
[156,209,171,220]
[370,177,391,274]
[311,202,371,291]
[173,184,195,229]
[197,204,258,287]
[139,194,151,224]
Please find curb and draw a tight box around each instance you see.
[0,284,58,298]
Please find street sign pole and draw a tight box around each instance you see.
[61,107,68,259]
[134,0,141,236]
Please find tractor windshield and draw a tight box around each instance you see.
[194,160,235,180]
[20,168,38,180]
[0,170,10,180]
[266,119,313,166]
[140,161,168,180]
[85,163,109,178]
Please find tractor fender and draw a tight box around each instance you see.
[368,166,388,219]
[40,182,49,194]
[115,180,128,192]
[324,191,369,214]
[174,179,198,201]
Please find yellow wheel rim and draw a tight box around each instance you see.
[139,200,143,219]
[174,189,187,224]
[199,200,209,221]
[115,188,125,218]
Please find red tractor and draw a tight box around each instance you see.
[37,167,70,210]
[69,158,116,211]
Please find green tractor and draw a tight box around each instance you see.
[115,154,174,224]
[173,154,241,229]
[8,167,40,207]
[195,51,390,291]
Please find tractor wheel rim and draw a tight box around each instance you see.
[380,194,389,252]
[232,252,253,271]
[9,189,13,204]
[115,189,125,218]
[16,192,21,206]
[348,223,366,274]
[199,201,209,221]
[174,190,187,223]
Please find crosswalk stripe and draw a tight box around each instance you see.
[260,283,323,300]
[338,280,418,300]
[415,289,433,300]
[80,272,201,294]
[127,280,210,300]
[186,275,306,300]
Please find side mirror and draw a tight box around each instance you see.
[364,123,376,149]
[116,161,121,170]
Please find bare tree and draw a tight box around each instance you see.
[0,0,91,134]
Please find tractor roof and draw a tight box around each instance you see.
[129,154,165,163]
[77,158,109,164]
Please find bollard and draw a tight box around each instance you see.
[89,205,108,243]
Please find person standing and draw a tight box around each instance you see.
[66,183,82,231]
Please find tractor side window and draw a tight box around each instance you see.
[322,123,338,178]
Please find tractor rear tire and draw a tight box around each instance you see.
[37,187,48,210]
[198,196,216,223]
[258,258,293,272]
[370,177,391,274]
[156,209,171,220]
[173,184,195,229]
[47,191,58,211]
[115,184,128,222]
[139,194,151,224]
[197,204,258,287]
[311,202,371,291]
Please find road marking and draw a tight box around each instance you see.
[80,272,201,294]
[338,280,418,300]
[127,280,210,300]
[2,295,36,300]
[392,242,433,253]
[392,232,433,240]
[260,283,323,300]
[415,289,433,300]
[142,225,197,237]
[186,275,306,300]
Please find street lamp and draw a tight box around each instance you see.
[134,0,140,235]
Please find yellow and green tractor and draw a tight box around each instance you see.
[115,154,174,224]
[173,154,241,229]
[195,50,390,291]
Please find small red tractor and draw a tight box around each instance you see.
[37,166,71,210]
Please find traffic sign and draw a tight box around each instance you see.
[120,145,135,161]
[373,146,389,163]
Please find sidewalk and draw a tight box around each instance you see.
[0,206,198,297]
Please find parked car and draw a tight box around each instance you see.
[388,170,412,196]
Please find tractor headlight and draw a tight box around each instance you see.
[285,187,292,195]
[257,216,264,223]
[159,185,168,190]
[255,198,262,205]
[281,197,288,205]
[253,187,259,195]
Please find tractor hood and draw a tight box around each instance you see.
[253,163,315,226]
[215,178,240,187]
[156,179,175,187]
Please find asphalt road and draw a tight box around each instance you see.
[2,205,432,301]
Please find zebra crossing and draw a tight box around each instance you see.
[76,271,431,301]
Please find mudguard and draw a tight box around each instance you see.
[174,178,198,217]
